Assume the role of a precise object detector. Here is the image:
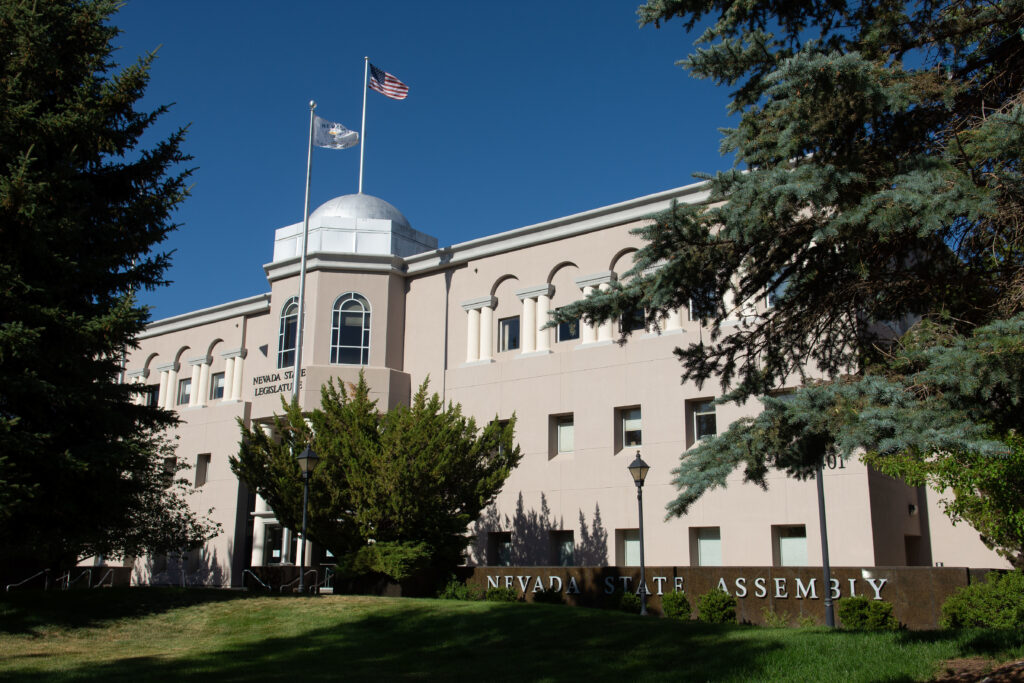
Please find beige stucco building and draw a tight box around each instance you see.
[121,182,1010,587]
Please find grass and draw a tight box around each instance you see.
[1,589,1022,682]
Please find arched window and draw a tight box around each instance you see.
[331,293,370,365]
[277,297,298,369]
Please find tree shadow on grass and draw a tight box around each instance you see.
[3,601,785,682]
[0,587,259,635]
[895,627,1024,658]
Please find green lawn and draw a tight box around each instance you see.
[1,589,1021,682]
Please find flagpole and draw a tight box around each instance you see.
[292,100,316,403]
[358,56,368,194]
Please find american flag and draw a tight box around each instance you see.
[369,64,409,100]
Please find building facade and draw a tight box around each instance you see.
[121,183,1009,586]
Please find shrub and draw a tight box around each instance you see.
[532,586,564,605]
[437,577,477,601]
[697,589,737,624]
[837,596,900,631]
[335,541,432,582]
[941,570,1024,629]
[760,606,789,628]
[796,615,818,628]
[617,591,642,613]
[661,591,691,620]
[485,586,519,602]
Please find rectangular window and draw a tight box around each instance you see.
[691,527,722,566]
[177,378,191,405]
[557,315,580,342]
[488,531,512,566]
[549,530,575,566]
[621,407,642,448]
[553,415,574,454]
[620,308,645,334]
[617,529,640,566]
[692,400,717,441]
[209,372,225,400]
[195,453,211,488]
[141,384,159,407]
[265,525,284,564]
[773,525,808,566]
[499,316,520,352]
[766,276,789,309]
[688,287,717,321]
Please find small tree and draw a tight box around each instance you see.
[232,374,522,578]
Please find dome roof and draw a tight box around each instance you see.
[309,193,411,232]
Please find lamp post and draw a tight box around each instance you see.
[296,445,319,594]
[628,451,650,616]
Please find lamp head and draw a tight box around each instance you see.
[296,445,319,476]
[628,451,650,487]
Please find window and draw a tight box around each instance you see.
[688,286,717,321]
[766,276,789,309]
[620,407,642,448]
[552,414,574,455]
[331,292,370,365]
[550,530,575,566]
[176,378,191,405]
[195,453,211,488]
[265,524,285,564]
[141,384,159,407]
[162,456,177,488]
[278,297,298,369]
[773,525,808,566]
[693,400,717,441]
[691,527,722,566]
[499,316,520,352]
[620,308,645,334]
[617,529,640,566]
[556,309,579,342]
[488,531,512,566]
[209,372,225,400]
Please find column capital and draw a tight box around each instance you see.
[220,347,247,359]
[574,271,617,289]
[188,355,213,366]
[515,283,553,301]
[154,362,179,373]
[460,295,497,311]
[125,368,150,380]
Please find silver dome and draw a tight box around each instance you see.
[309,193,412,232]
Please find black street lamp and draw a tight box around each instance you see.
[628,451,650,616]
[296,445,319,594]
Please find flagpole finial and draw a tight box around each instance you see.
[309,100,316,110]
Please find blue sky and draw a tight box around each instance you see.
[114,2,736,320]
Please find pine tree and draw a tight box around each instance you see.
[554,0,1024,548]
[232,375,522,579]
[0,1,213,575]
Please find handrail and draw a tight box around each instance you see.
[316,567,334,590]
[62,569,92,590]
[242,569,272,591]
[92,568,114,588]
[5,569,50,592]
[280,569,318,594]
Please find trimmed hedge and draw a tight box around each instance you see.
[941,570,1024,629]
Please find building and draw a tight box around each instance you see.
[121,182,1009,586]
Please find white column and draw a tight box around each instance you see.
[479,305,494,362]
[281,528,293,564]
[188,362,202,408]
[250,495,270,566]
[222,357,235,401]
[598,283,614,341]
[665,307,683,331]
[580,285,597,344]
[536,293,551,352]
[522,297,536,353]
[230,355,245,401]
[165,367,178,409]
[465,308,480,363]
[157,370,169,408]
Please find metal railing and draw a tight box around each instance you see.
[5,569,50,592]
[315,567,335,592]
[280,569,318,594]
[242,569,272,591]
[57,569,92,590]
[92,568,115,588]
